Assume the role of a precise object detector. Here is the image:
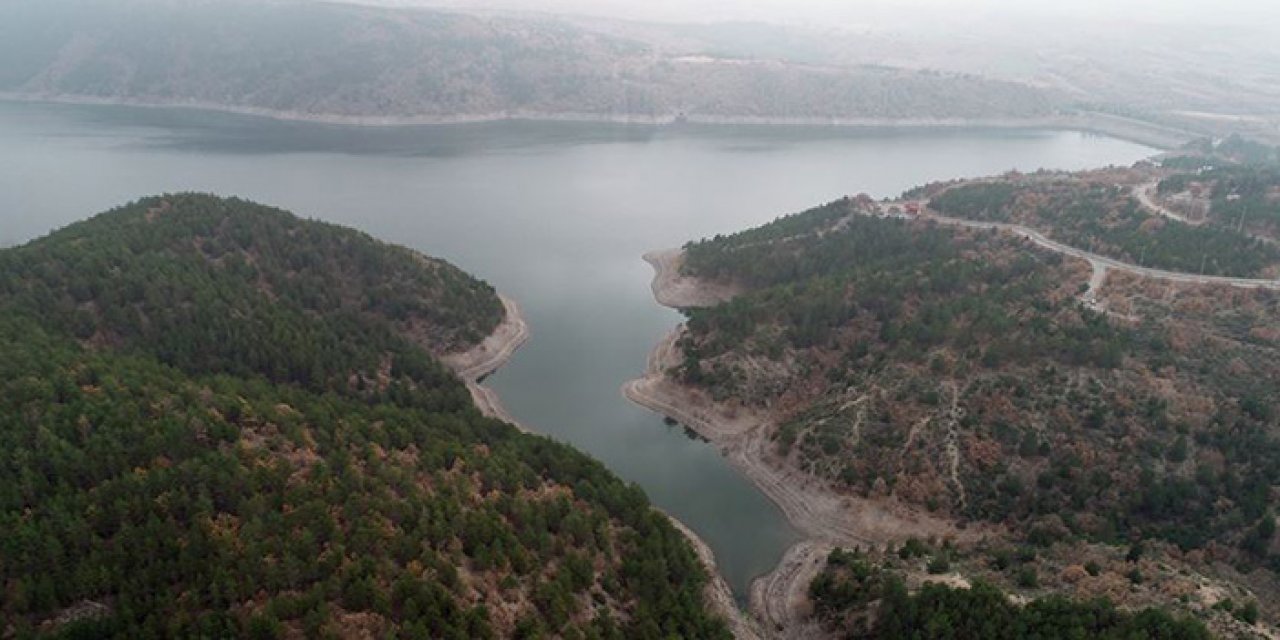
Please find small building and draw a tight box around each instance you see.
[904,202,922,216]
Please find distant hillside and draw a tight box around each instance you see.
[0,0,1058,123]
[0,195,728,638]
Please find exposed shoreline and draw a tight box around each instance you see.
[643,248,741,309]
[442,294,533,432]
[663,513,766,640]
[624,249,988,638]
[0,93,1188,150]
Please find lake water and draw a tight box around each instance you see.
[0,101,1154,598]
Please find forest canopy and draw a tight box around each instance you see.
[810,549,1211,640]
[676,196,1280,580]
[0,195,728,639]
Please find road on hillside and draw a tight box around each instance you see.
[875,201,1280,291]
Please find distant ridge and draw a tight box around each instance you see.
[0,1,1057,125]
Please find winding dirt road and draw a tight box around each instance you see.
[644,248,741,308]
[1134,178,1280,250]
[880,202,1280,292]
[1134,179,1203,226]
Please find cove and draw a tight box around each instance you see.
[0,100,1154,597]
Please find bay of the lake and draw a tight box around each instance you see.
[0,101,1154,597]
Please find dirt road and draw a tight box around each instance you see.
[1134,179,1203,226]
[877,201,1280,292]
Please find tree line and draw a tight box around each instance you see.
[0,195,729,638]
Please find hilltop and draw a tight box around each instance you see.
[628,164,1280,636]
[0,195,729,638]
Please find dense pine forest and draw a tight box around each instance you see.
[929,178,1280,278]
[809,548,1211,639]
[675,196,1280,630]
[0,195,728,638]
[1159,165,1280,243]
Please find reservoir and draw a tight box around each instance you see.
[0,101,1154,597]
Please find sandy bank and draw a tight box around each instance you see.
[624,250,987,638]
[0,94,1188,149]
[748,541,834,639]
[622,327,971,542]
[442,294,532,432]
[643,248,741,309]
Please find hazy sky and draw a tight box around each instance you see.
[379,0,1280,31]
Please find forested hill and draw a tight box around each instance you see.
[809,548,1211,639]
[926,171,1280,279]
[0,0,1056,123]
[0,195,728,638]
[675,197,1280,632]
[1,194,503,372]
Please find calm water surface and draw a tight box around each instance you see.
[0,101,1154,597]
